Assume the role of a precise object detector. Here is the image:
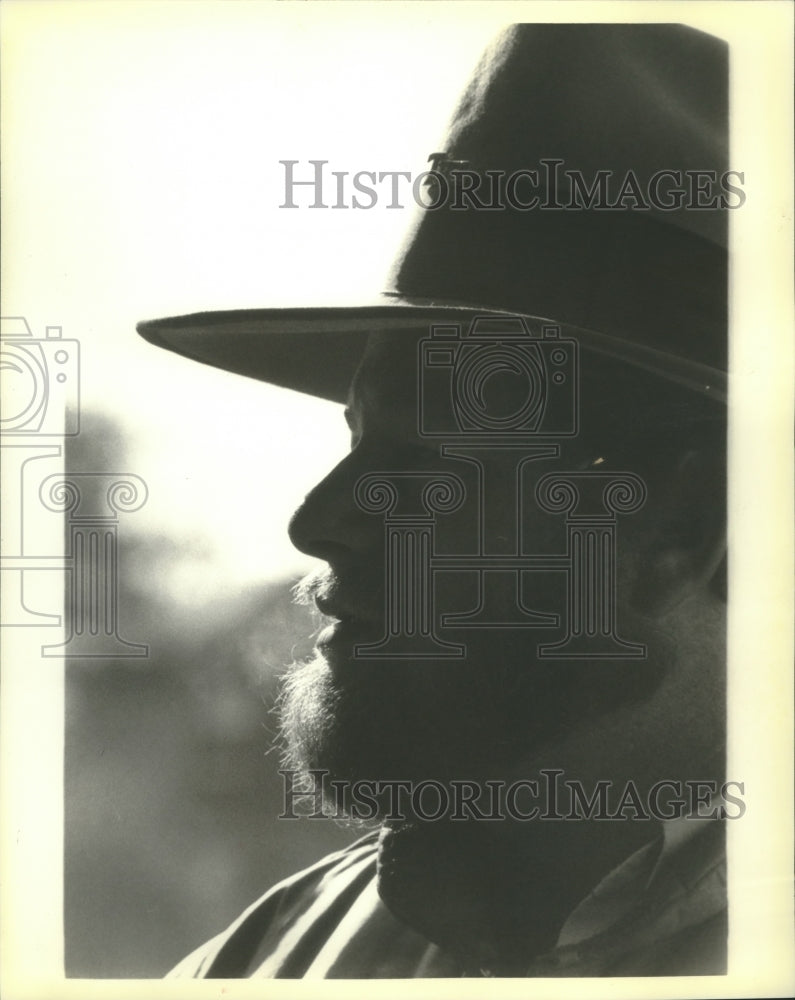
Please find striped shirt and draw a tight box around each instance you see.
[168,815,726,978]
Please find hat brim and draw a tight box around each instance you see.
[137,296,727,405]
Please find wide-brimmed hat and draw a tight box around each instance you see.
[138,23,728,404]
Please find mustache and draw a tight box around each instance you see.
[292,566,333,611]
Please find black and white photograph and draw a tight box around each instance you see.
[1,2,792,996]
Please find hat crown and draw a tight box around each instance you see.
[442,23,728,245]
[389,24,728,373]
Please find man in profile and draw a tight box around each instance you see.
[139,23,730,977]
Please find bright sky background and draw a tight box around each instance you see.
[3,2,501,590]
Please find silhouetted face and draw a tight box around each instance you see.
[280,328,721,795]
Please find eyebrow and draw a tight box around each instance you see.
[343,405,364,441]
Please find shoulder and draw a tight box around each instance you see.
[167,830,380,978]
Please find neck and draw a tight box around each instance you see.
[376,809,659,975]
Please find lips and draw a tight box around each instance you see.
[313,595,341,620]
[313,591,379,626]
[311,593,383,655]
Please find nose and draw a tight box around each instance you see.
[288,450,377,562]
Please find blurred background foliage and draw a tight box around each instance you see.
[64,413,354,977]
